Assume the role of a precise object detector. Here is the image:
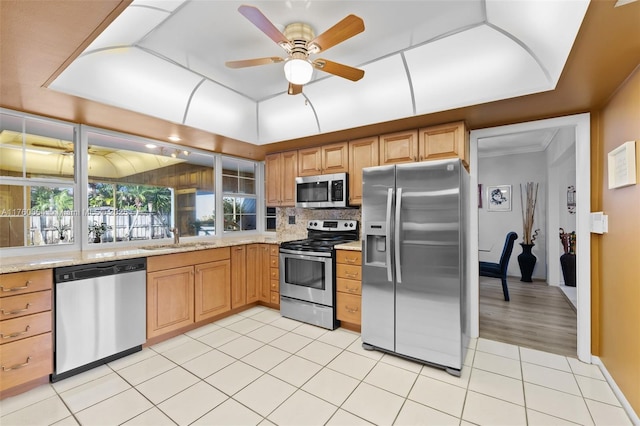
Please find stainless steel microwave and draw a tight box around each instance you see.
[295,173,348,208]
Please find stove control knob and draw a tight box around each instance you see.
[349,223,354,227]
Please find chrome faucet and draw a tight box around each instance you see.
[170,227,180,245]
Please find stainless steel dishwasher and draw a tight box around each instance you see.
[52,258,146,382]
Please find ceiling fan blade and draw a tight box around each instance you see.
[308,15,364,53]
[238,5,291,49]
[288,83,303,95]
[225,57,284,68]
[313,59,364,82]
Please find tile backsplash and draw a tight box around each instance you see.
[276,207,362,241]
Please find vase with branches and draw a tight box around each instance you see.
[518,182,539,282]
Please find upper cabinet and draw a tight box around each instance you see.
[265,150,297,207]
[419,121,469,168]
[379,130,419,165]
[266,121,468,208]
[298,142,348,176]
[348,136,379,206]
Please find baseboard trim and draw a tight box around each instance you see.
[591,356,640,425]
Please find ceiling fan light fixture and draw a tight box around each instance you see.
[284,58,313,85]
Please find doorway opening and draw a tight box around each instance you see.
[469,113,591,362]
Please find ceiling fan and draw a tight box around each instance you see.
[225,5,365,95]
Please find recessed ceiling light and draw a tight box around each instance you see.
[145,143,157,149]
[168,136,181,142]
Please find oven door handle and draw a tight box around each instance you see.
[279,250,332,261]
[385,187,393,283]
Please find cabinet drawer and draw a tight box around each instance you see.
[270,279,279,292]
[336,251,362,266]
[0,270,52,298]
[269,255,278,269]
[336,278,361,295]
[336,264,361,281]
[0,291,52,320]
[0,333,52,392]
[269,246,279,256]
[0,312,51,345]
[270,291,279,305]
[270,268,279,281]
[336,293,361,325]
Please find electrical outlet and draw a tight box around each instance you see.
[288,215,295,225]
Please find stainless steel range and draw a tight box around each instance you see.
[279,219,359,330]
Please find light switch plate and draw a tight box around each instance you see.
[590,212,608,234]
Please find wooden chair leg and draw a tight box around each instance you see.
[501,277,510,301]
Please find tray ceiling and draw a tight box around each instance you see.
[49,0,590,145]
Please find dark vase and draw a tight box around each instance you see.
[518,243,536,282]
[93,236,101,244]
[560,253,576,287]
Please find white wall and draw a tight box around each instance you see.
[478,151,547,280]
[546,127,577,285]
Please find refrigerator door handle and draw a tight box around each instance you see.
[385,187,393,282]
[395,187,403,284]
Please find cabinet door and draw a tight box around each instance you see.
[259,245,271,302]
[322,142,349,174]
[281,150,298,206]
[418,121,468,166]
[147,266,194,338]
[231,245,247,309]
[380,130,418,165]
[265,153,282,206]
[245,244,260,303]
[348,137,379,205]
[195,260,231,322]
[297,147,322,176]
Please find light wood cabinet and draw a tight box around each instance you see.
[418,121,468,167]
[146,248,231,339]
[245,244,261,303]
[335,250,362,327]
[380,130,419,165]
[259,245,271,303]
[195,260,231,322]
[348,136,379,206]
[0,269,53,395]
[231,245,247,309]
[265,150,298,207]
[147,266,194,338]
[269,246,280,307]
[298,142,348,176]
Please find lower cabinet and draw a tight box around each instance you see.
[147,266,195,338]
[0,269,53,396]
[146,248,230,339]
[335,250,362,327]
[195,260,231,322]
[231,245,247,309]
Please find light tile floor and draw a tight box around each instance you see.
[1,306,633,426]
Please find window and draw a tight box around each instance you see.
[85,130,216,244]
[221,157,257,232]
[0,111,77,248]
[0,110,264,251]
[266,207,276,232]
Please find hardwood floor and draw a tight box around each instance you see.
[479,276,577,357]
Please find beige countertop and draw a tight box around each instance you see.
[0,235,295,274]
[335,240,362,251]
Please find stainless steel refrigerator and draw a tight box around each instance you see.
[361,158,470,376]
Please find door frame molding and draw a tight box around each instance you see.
[469,113,591,362]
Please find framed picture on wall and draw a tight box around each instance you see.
[487,185,511,211]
